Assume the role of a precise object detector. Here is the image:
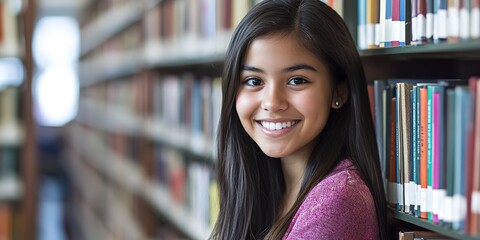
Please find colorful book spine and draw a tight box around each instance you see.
[392,0,401,46]
[426,0,434,41]
[433,0,448,42]
[472,77,480,235]
[420,86,428,219]
[432,88,441,223]
[359,0,368,49]
[418,0,427,43]
[427,85,434,220]
[472,0,480,38]
[453,86,469,230]
[367,0,379,48]
[460,0,471,39]
[386,0,393,46]
[444,89,456,227]
[448,0,461,41]
[411,0,418,44]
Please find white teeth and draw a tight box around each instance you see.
[261,121,297,130]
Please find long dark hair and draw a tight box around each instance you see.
[212,0,387,239]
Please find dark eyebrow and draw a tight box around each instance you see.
[282,64,317,72]
[242,65,265,73]
[242,64,318,73]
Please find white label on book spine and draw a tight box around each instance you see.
[358,25,367,49]
[417,14,426,39]
[416,184,421,212]
[404,183,410,212]
[367,24,375,47]
[412,16,418,42]
[472,191,480,213]
[448,8,460,37]
[472,8,480,38]
[375,24,380,46]
[398,183,404,207]
[437,189,446,221]
[460,9,470,39]
[426,13,434,38]
[420,187,427,214]
[391,21,401,43]
[438,10,448,39]
[452,194,467,222]
[432,189,441,217]
[444,196,453,222]
[427,186,433,212]
[410,181,416,210]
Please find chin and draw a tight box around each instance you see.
[261,149,287,159]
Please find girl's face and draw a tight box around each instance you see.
[236,33,336,161]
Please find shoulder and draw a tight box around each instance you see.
[283,159,379,240]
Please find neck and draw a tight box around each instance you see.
[279,156,307,217]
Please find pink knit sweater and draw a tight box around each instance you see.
[282,159,380,240]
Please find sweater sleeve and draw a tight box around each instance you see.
[283,170,379,240]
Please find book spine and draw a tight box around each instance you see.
[420,86,428,219]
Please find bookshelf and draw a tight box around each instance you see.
[0,0,38,239]
[354,0,480,239]
[67,0,245,239]
[68,0,479,239]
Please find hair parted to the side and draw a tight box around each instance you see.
[211,0,387,239]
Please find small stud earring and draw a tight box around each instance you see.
[335,99,341,107]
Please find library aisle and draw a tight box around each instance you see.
[8,0,480,240]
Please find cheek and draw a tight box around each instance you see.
[294,92,331,116]
[235,92,257,122]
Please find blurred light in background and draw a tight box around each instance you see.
[33,16,79,68]
[33,65,79,127]
[0,57,24,89]
[32,16,79,127]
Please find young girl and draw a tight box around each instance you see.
[212,0,387,239]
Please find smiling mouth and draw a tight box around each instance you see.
[258,120,299,130]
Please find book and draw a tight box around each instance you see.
[399,230,448,240]
[472,0,480,38]
[433,0,448,42]
[453,86,469,230]
[471,77,480,235]
[420,86,429,219]
[359,0,367,49]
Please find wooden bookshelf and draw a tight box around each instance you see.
[70,0,234,237]
[355,0,480,239]
[392,210,479,240]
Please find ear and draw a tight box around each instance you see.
[331,83,349,109]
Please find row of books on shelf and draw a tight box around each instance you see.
[372,76,480,236]
[78,72,221,158]
[0,87,22,146]
[399,230,451,239]
[357,0,480,49]
[79,0,348,84]
[0,0,21,56]
[153,144,218,228]
[68,123,216,239]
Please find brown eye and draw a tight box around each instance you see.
[244,78,263,86]
[288,77,308,85]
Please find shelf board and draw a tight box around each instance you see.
[143,182,212,240]
[360,39,480,59]
[68,124,212,240]
[79,51,145,87]
[76,98,216,160]
[392,210,480,240]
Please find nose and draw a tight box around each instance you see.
[261,84,288,112]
